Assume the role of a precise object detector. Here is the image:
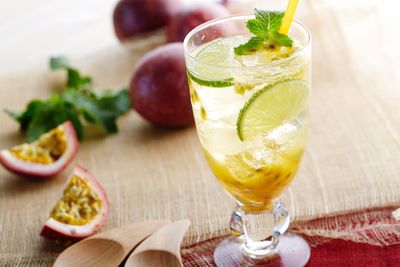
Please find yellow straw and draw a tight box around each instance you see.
[279,0,299,35]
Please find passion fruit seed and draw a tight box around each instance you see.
[36,127,67,158]
[50,175,102,225]
[10,126,67,164]
[190,87,200,104]
[265,140,281,150]
[200,106,207,121]
[234,82,255,95]
[189,82,208,121]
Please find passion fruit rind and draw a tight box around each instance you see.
[40,165,109,241]
[0,121,78,177]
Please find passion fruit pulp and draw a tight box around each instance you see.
[50,175,102,225]
[0,121,78,177]
[41,165,109,241]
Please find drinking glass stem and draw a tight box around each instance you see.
[230,204,245,240]
[230,200,291,259]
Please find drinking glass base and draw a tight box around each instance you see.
[214,233,310,267]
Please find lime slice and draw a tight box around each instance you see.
[237,79,309,141]
[189,36,244,88]
[187,71,234,88]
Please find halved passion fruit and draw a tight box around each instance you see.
[0,121,78,177]
[40,165,109,241]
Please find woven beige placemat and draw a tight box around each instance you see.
[1,0,400,266]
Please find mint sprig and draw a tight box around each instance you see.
[50,57,93,90]
[5,57,131,141]
[234,9,293,55]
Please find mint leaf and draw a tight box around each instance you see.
[66,69,92,89]
[23,98,84,141]
[255,10,284,33]
[94,89,131,117]
[50,56,92,90]
[234,37,264,55]
[61,91,116,132]
[271,32,293,47]
[50,56,71,70]
[246,19,268,38]
[60,88,130,134]
[12,95,82,141]
[4,109,22,121]
[5,100,44,131]
[25,102,60,142]
[234,9,293,55]
[5,57,131,141]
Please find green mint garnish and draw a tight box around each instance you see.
[234,9,293,55]
[5,57,131,141]
[50,56,93,90]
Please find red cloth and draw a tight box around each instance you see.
[182,238,400,267]
[182,207,400,266]
[308,239,400,267]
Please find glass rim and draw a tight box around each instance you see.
[183,14,311,70]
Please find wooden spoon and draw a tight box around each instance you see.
[124,220,191,267]
[53,220,169,267]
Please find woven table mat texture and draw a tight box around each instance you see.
[1,0,400,265]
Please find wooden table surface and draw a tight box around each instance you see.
[1,0,399,266]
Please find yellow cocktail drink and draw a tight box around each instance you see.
[187,35,309,212]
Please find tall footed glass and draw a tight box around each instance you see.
[184,14,311,266]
